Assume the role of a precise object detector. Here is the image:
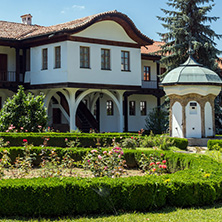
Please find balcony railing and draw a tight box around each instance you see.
[142,80,158,89]
[0,71,23,82]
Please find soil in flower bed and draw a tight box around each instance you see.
[1,167,144,179]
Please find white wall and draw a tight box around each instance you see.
[29,42,68,85]
[72,20,136,43]
[99,95,119,132]
[186,101,201,138]
[128,94,157,131]
[67,41,141,86]
[172,102,183,138]
[0,46,16,71]
[205,102,213,137]
[28,19,142,86]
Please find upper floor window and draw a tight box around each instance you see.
[55,46,61,69]
[26,49,30,71]
[140,101,146,116]
[121,51,130,71]
[80,46,90,68]
[101,49,110,70]
[107,100,113,116]
[144,66,150,81]
[42,48,48,70]
[129,101,136,116]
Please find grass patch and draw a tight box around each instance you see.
[0,203,222,221]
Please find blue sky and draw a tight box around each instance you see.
[1,0,222,51]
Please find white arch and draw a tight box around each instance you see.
[44,89,70,113]
[74,89,121,115]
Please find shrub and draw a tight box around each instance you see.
[121,137,137,149]
[0,86,47,132]
[83,147,126,177]
[145,107,169,134]
[208,140,222,150]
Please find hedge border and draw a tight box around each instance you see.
[0,149,222,216]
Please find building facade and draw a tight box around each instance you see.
[0,11,165,132]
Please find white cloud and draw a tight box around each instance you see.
[72,5,85,10]
[60,5,85,14]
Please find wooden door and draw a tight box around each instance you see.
[53,108,61,124]
[0,54,7,81]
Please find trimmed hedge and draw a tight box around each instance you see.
[0,152,222,216]
[0,147,194,169]
[0,132,137,147]
[0,132,188,150]
[207,139,222,150]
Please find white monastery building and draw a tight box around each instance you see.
[0,11,166,132]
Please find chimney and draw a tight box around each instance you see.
[21,14,32,25]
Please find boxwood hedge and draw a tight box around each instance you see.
[0,149,222,216]
[0,132,188,149]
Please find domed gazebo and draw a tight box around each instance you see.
[161,54,222,138]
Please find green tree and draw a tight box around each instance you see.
[157,0,222,73]
[145,107,169,134]
[0,86,47,132]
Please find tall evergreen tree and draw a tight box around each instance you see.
[157,0,222,73]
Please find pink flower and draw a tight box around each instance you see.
[6,130,9,132]
[104,166,108,170]
[38,125,42,128]
[103,151,107,154]
[131,137,134,139]
[120,151,124,155]
[153,168,156,171]
[118,154,121,158]
[65,138,68,142]
[162,165,167,169]
[25,130,28,132]
[98,155,102,160]
[15,130,18,132]
[109,151,113,155]
[23,139,28,143]
[159,165,162,168]
[20,127,23,130]
[150,162,155,166]
[87,159,90,163]
[91,149,98,153]
[162,160,166,163]
[156,162,161,165]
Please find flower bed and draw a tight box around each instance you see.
[0,148,221,216]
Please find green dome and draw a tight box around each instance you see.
[161,56,222,86]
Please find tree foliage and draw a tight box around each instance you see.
[0,86,47,132]
[157,0,222,73]
[145,107,169,135]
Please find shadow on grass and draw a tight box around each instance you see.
[1,202,222,221]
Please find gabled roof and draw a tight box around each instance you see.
[0,10,153,46]
[141,41,164,55]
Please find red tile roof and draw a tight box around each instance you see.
[141,41,164,55]
[0,10,153,45]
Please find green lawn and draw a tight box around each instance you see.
[1,203,222,222]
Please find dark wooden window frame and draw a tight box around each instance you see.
[140,101,147,116]
[143,66,151,81]
[42,48,48,70]
[107,100,114,116]
[121,51,130,71]
[54,46,61,69]
[101,48,111,70]
[129,101,136,116]
[80,46,90,68]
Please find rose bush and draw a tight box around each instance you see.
[83,147,126,178]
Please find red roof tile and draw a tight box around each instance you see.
[0,10,153,45]
[141,41,164,55]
